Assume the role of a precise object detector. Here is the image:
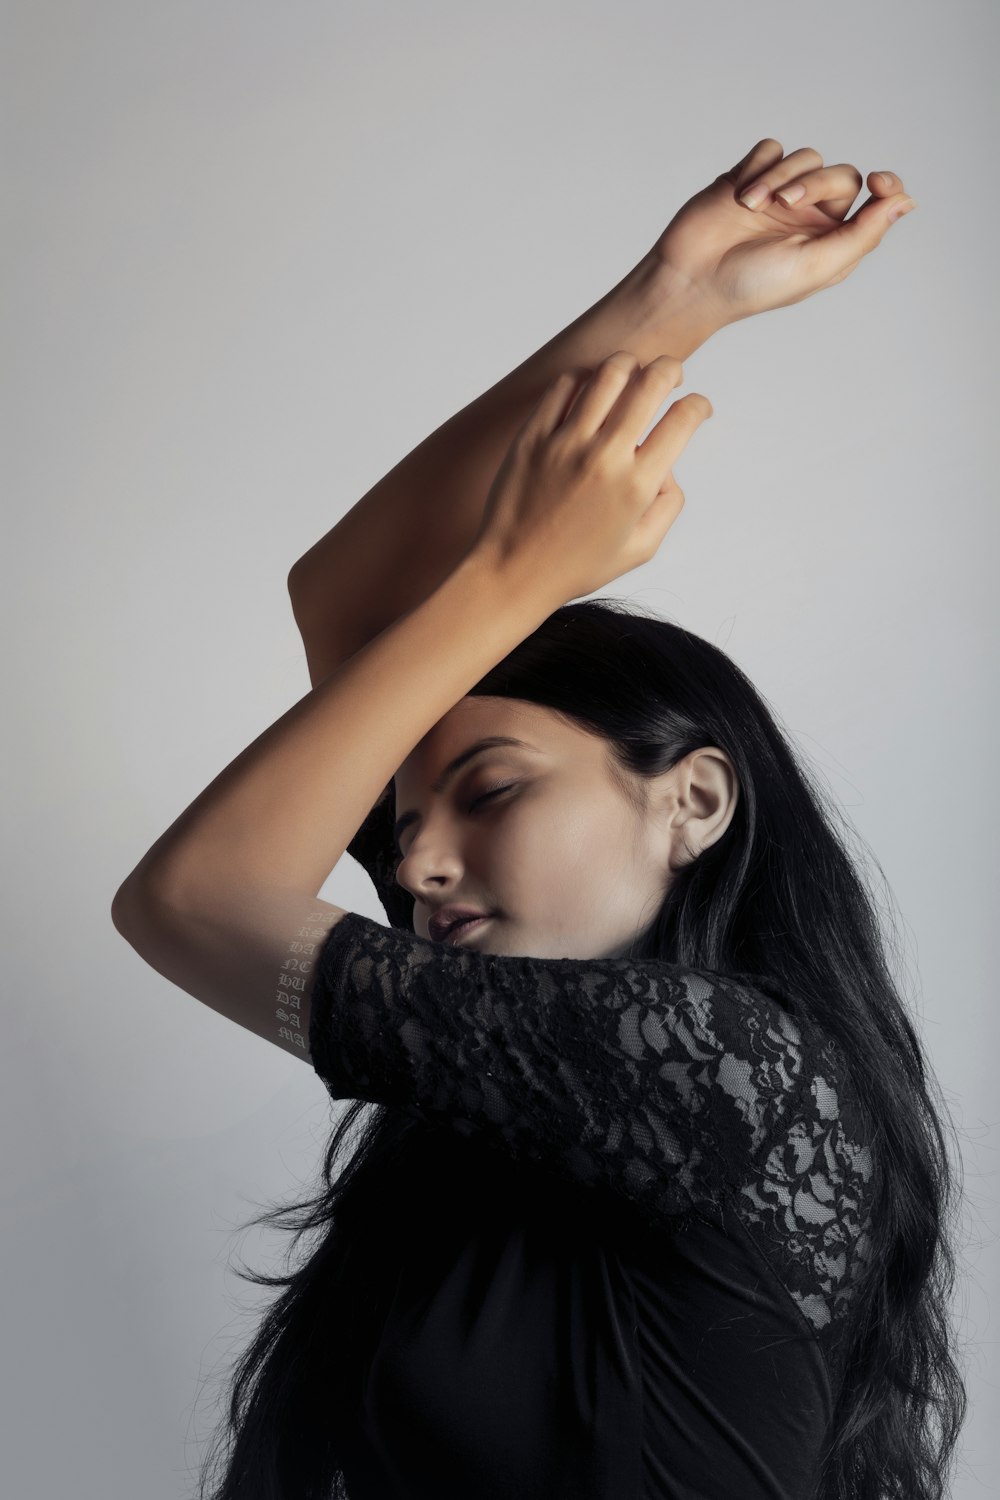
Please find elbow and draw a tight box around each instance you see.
[111,877,150,942]
[287,556,315,606]
[110,868,179,943]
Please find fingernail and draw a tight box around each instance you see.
[875,172,893,189]
[738,183,768,210]
[888,197,917,223]
[776,183,805,206]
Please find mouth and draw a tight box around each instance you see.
[441,915,493,945]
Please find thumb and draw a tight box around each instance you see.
[803,191,918,282]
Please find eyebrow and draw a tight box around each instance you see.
[393,736,536,848]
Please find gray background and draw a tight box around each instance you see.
[4,1,997,1494]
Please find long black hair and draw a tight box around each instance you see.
[196,597,969,1500]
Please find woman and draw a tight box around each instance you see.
[112,140,966,1498]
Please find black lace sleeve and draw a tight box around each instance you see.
[344,783,414,934]
[307,911,876,1361]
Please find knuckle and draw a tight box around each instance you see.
[603,350,640,373]
[638,356,682,383]
[543,426,573,462]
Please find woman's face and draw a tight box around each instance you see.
[392,695,738,960]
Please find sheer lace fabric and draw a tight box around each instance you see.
[311,788,876,1388]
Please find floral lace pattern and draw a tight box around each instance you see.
[325,789,876,1383]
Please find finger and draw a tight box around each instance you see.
[797,187,918,284]
[723,137,786,192]
[863,171,911,219]
[864,169,908,199]
[736,144,824,209]
[634,389,714,488]
[773,165,908,220]
[771,163,865,217]
[559,350,642,439]
[602,354,685,447]
[525,366,592,440]
[630,479,686,562]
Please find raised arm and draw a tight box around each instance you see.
[288,138,914,689]
[286,255,711,686]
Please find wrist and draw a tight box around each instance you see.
[624,253,726,363]
[451,539,568,625]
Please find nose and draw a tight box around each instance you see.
[395,837,464,898]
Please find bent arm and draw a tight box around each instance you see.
[288,253,717,687]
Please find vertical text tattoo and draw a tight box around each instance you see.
[274,919,330,1053]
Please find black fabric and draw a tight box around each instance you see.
[308,791,877,1499]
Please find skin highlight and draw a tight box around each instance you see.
[393,694,739,960]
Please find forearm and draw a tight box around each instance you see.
[124,552,555,905]
[288,253,717,669]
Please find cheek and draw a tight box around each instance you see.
[496,792,633,907]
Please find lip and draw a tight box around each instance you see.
[442,915,492,945]
[427,905,495,942]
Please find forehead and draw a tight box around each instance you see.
[393,696,595,795]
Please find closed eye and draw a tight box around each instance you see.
[469,781,517,811]
[393,782,518,868]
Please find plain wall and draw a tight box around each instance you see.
[4,1,997,1494]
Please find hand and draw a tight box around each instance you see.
[647,138,917,328]
[469,351,712,605]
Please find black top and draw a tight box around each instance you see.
[307,785,876,1500]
